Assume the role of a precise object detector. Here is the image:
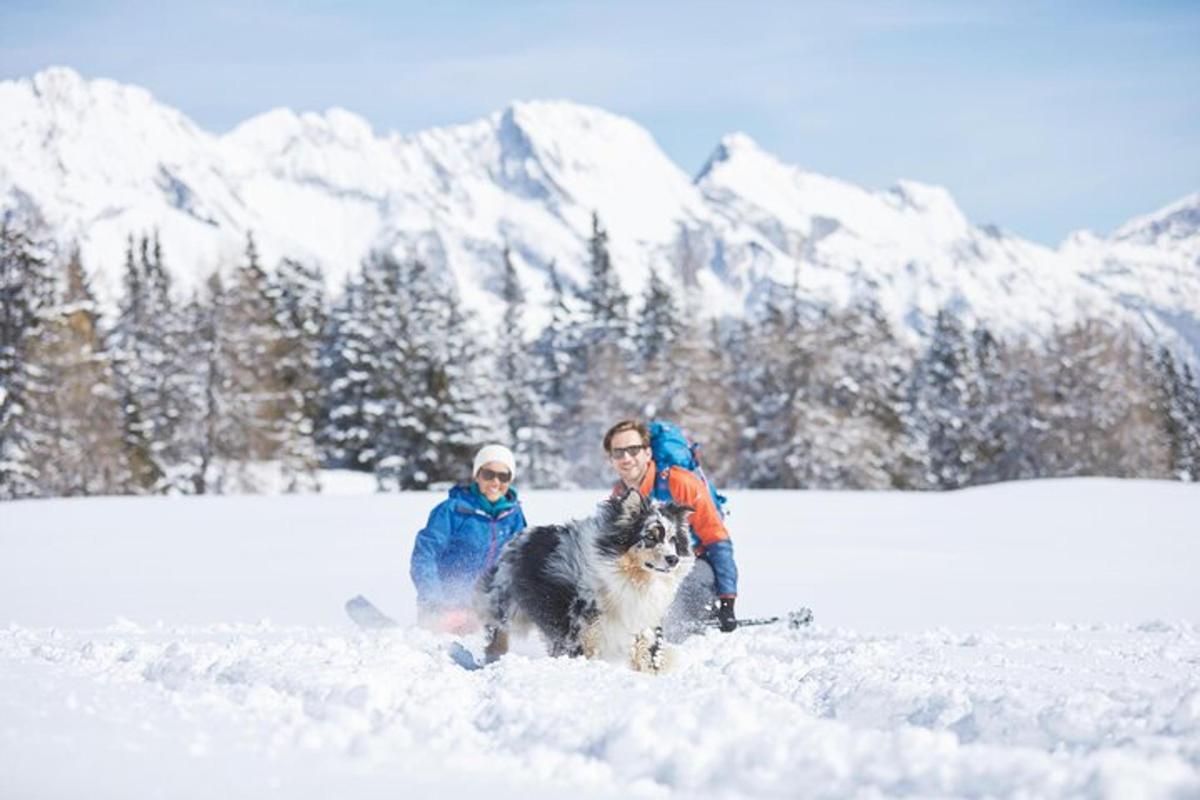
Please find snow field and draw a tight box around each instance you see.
[3,620,1197,798]
[1,478,1198,798]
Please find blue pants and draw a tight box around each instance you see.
[662,558,717,643]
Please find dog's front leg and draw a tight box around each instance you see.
[484,626,509,663]
[630,625,671,674]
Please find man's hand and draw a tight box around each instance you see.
[717,597,738,632]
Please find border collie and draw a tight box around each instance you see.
[475,489,694,673]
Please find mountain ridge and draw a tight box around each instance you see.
[2,66,1197,358]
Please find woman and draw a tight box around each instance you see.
[409,444,527,634]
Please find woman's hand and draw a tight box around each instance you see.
[437,609,481,635]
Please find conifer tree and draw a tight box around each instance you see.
[910,308,980,489]
[270,257,326,491]
[213,232,305,490]
[394,258,488,488]
[21,247,131,495]
[530,260,587,487]
[0,218,55,498]
[570,213,639,485]
[634,266,685,416]
[495,247,560,487]
[318,271,377,471]
[1034,321,1164,479]
[1155,346,1200,481]
[186,271,237,493]
[110,231,193,492]
[730,277,815,488]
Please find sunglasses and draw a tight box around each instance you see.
[477,468,512,483]
[608,444,647,460]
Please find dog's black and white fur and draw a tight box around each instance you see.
[475,489,694,672]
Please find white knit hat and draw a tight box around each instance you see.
[473,444,516,480]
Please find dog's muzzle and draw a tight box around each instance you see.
[644,554,680,573]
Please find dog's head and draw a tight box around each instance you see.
[598,489,695,576]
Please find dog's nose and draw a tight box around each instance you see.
[665,554,679,567]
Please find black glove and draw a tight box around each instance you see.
[717,597,738,632]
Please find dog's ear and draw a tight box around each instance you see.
[613,487,647,528]
[671,504,695,527]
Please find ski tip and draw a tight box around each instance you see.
[787,608,815,629]
[447,642,483,671]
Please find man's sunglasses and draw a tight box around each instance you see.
[608,444,647,460]
[477,468,512,483]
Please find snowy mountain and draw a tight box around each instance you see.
[2,67,1198,355]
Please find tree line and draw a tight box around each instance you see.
[2,212,1198,500]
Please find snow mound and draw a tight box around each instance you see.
[2,621,1197,798]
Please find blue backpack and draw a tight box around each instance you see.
[648,420,728,520]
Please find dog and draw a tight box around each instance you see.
[475,488,695,673]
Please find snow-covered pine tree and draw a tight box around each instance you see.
[581,212,629,332]
[356,251,419,486]
[729,277,816,488]
[572,213,639,486]
[333,251,486,490]
[1179,359,1200,480]
[495,246,560,487]
[1034,321,1165,479]
[631,264,738,486]
[676,316,740,487]
[109,232,197,492]
[184,271,238,493]
[216,233,292,490]
[813,300,916,490]
[967,331,1043,484]
[20,247,132,496]
[395,258,488,488]
[909,307,981,490]
[1155,346,1200,481]
[530,260,587,488]
[0,217,55,498]
[634,266,685,417]
[269,257,325,492]
[317,270,378,471]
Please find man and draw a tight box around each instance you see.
[604,419,739,634]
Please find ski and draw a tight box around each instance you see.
[345,594,400,630]
[346,595,487,670]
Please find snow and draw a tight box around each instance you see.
[2,478,1198,798]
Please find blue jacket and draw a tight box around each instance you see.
[410,485,527,611]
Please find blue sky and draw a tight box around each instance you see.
[2,0,1197,244]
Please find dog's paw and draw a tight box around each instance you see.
[630,627,672,674]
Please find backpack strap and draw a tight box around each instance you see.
[651,467,673,504]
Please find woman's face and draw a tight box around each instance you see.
[474,460,512,502]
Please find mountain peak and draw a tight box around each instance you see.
[25,66,160,116]
[886,179,967,227]
[495,99,663,163]
[227,106,378,156]
[30,65,87,96]
[696,132,778,181]
[1112,192,1200,247]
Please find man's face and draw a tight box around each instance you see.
[608,429,651,487]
